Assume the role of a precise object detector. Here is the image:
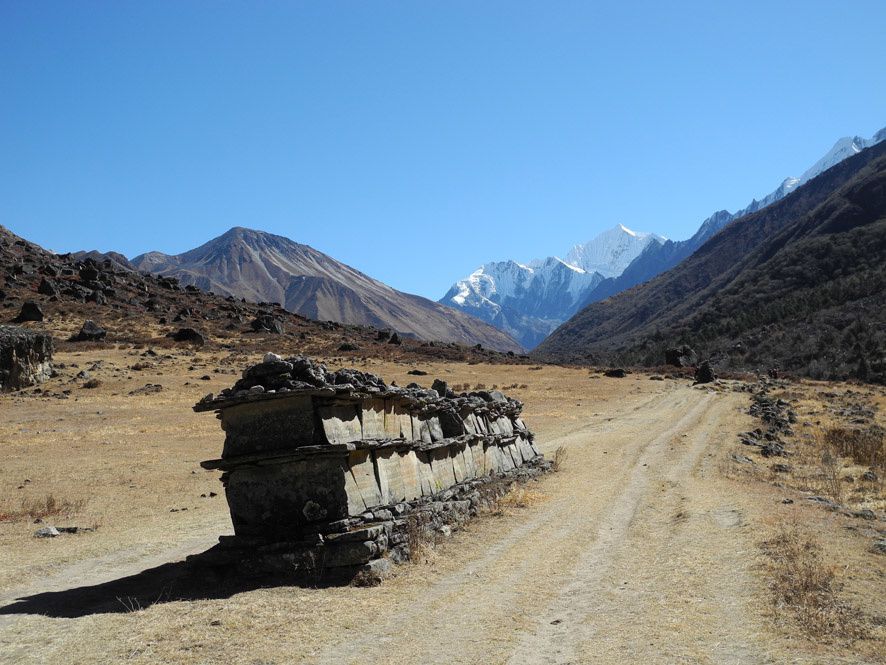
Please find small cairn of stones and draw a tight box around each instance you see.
[191,354,549,584]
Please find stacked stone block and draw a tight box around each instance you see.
[192,355,548,582]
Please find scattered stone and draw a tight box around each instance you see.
[34,526,60,538]
[387,332,402,345]
[604,368,627,378]
[852,509,876,521]
[770,463,792,473]
[649,375,664,381]
[806,496,840,511]
[761,441,786,458]
[337,342,359,352]
[861,470,878,482]
[407,369,428,376]
[129,383,163,396]
[69,320,107,342]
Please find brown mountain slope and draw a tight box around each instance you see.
[0,224,528,365]
[534,141,886,382]
[131,227,522,353]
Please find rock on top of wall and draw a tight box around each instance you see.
[195,353,523,421]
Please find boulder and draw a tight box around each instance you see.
[85,289,107,305]
[78,264,100,283]
[37,277,58,296]
[250,314,284,334]
[665,345,697,367]
[694,361,716,384]
[0,325,53,391]
[15,301,44,322]
[167,328,205,345]
[70,320,107,342]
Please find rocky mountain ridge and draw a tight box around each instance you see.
[129,227,522,353]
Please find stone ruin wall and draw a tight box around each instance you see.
[0,325,53,392]
[192,355,549,582]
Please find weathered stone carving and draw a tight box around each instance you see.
[192,355,548,582]
[0,325,53,391]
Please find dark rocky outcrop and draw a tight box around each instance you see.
[0,325,53,391]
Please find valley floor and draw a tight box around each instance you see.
[0,350,883,664]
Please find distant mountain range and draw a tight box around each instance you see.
[534,139,886,383]
[123,227,523,353]
[439,225,664,348]
[440,127,886,349]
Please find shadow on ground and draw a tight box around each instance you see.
[0,553,340,618]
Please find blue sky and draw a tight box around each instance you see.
[2,2,885,299]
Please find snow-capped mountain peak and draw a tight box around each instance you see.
[565,224,666,278]
[798,133,883,185]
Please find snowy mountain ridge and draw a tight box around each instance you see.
[440,125,886,350]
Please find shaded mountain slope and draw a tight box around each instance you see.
[580,128,886,307]
[535,141,886,382]
[132,227,522,353]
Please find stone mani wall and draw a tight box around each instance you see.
[193,356,548,582]
[0,325,53,392]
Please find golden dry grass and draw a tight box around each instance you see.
[0,494,85,524]
[761,523,869,642]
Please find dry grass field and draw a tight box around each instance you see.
[1,348,884,664]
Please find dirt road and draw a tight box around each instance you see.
[310,388,772,664]
[0,362,879,664]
